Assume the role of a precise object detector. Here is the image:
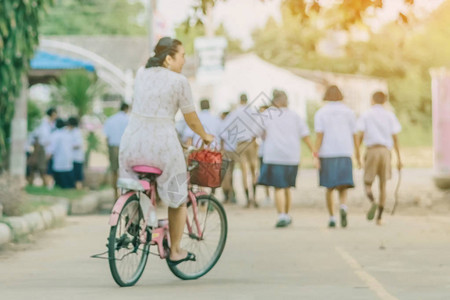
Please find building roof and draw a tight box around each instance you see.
[40,35,197,77]
[42,35,150,71]
[31,51,95,72]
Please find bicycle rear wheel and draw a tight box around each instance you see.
[108,195,150,287]
[167,195,227,280]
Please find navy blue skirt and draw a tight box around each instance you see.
[54,171,75,189]
[258,163,298,188]
[46,158,53,175]
[319,157,354,189]
[73,162,84,182]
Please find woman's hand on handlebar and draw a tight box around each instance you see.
[202,134,215,145]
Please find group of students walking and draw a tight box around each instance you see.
[27,108,85,189]
[182,85,402,229]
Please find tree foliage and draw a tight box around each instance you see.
[27,100,42,132]
[39,0,146,35]
[0,0,51,113]
[53,70,103,117]
[196,0,413,29]
[0,0,52,171]
[252,0,450,134]
[280,0,413,27]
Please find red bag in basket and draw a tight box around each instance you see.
[188,148,223,187]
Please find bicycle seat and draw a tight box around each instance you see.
[132,165,163,176]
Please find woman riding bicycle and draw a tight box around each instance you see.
[118,37,214,265]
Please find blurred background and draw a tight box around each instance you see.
[0,0,449,215]
[2,3,450,298]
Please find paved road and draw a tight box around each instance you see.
[1,203,450,300]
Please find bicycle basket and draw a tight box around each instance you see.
[188,158,230,188]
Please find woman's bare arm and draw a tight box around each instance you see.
[314,132,323,153]
[183,112,213,144]
[302,136,314,153]
[313,132,324,169]
[392,134,403,170]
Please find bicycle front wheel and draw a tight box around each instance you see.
[167,195,228,280]
[108,195,150,287]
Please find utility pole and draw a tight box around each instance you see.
[205,1,214,38]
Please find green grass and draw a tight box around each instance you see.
[25,186,88,201]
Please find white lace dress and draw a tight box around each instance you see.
[118,66,196,208]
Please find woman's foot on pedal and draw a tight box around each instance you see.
[168,251,196,266]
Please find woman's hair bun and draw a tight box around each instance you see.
[145,37,182,68]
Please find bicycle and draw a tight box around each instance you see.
[107,162,228,287]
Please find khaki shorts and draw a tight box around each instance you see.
[221,140,257,191]
[221,151,236,191]
[235,140,257,170]
[108,146,120,172]
[35,144,47,173]
[364,146,392,185]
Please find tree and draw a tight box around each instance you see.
[175,21,243,55]
[53,70,103,117]
[192,0,414,29]
[252,0,450,147]
[51,70,103,167]
[0,0,52,172]
[39,0,146,35]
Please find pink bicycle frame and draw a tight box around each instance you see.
[109,179,208,259]
[185,190,208,239]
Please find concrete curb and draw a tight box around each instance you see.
[0,189,112,247]
[69,189,114,215]
[0,198,69,247]
[0,224,12,245]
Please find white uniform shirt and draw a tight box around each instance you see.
[314,102,356,158]
[356,104,402,149]
[184,110,222,148]
[219,119,236,152]
[71,128,85,163]
[220,105,263,148]
[34,117,54,153]
[48,128,74,172]
[103,111,129,146]
[262,108,310,165]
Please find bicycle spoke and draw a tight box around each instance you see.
[168,196,227,279]
[109,197,149,286]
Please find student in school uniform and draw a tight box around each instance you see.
[221,94,259,208]
[356,91,402,225]
[258,90,314,228]
[184,99,221,148]
[32,107,58,187]
[104,102,129,199]
[220,111,237,204]
[314,85,360,228]
[67,116,85,190]
[256,105,271,205]
[47,119,75,189]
